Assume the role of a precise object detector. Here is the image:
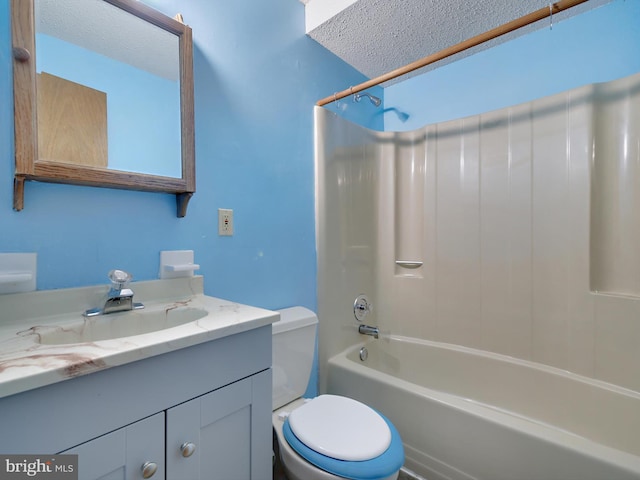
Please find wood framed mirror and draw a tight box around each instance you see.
[11,0,195,217]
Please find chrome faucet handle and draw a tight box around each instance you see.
[353,294,372,321]
[108,269,132,291]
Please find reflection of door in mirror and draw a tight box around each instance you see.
[37,72,108,168]
[35,0,182,178]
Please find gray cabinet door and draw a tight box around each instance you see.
[166,370,272,480]
[62,413,165,480]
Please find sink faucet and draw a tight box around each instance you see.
[84,270,144,317]
[358,324,379,339]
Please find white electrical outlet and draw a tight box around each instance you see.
[218,208,233,236]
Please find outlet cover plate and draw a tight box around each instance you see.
[218,208,233,236]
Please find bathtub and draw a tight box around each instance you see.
[326,336,640,480]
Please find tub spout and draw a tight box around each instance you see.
[358,324,379,339]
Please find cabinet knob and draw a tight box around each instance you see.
[180,441,196,458]
[141,461,158,478]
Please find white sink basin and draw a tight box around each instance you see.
[38,306,208,345]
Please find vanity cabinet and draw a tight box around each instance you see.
[0,326,273,480]
[62,372,268,480]
[166,376,264,480]
[62,413,166,480]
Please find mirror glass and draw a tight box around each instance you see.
[12,0,195,216]
[35,0,182,178]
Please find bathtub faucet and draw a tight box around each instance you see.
[358,324,379,339]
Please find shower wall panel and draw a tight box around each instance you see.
[434,116,483,348]
[591,74,640,297]
[478,106,533,359]
[316,72,640,394]
[315,107,382,392]
[393,131,426,276]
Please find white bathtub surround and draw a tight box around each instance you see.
[591,74,640,297]
[394,134,425,276]
[315,71,640,479]
[0,276,278,398]
[316,71,640,393]
[397,467,426,480]
[328,338,640,480]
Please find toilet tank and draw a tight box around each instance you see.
[272,306,318,410]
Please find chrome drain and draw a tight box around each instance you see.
[359,347,368,361]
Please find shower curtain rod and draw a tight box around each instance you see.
[316,0,589,106]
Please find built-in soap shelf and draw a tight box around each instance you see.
[0,253,37,294]
[395,260,423,269]
[164,264,200,273]
[160,250,200,279]
[394,137,425,278]
[0,272,33,283]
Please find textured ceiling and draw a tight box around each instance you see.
[306,0,610,83]
[36,0,179,81]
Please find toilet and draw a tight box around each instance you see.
[272,307,404,480]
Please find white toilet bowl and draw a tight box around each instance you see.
[272,308,403,480]
[273,397,403,480]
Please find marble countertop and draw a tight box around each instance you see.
[0,276,279,399]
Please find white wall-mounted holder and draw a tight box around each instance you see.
[159,250,200,279]
[0,253,37,294]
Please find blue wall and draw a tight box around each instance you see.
[0,0,375,309]
[2,0,381,398]
[384,0,640,131]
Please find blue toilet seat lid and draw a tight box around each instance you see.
[283,402,404,480]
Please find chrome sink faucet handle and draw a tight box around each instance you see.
[109,269,129,288]
[108,269,133,298]
[103,269,134,315]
